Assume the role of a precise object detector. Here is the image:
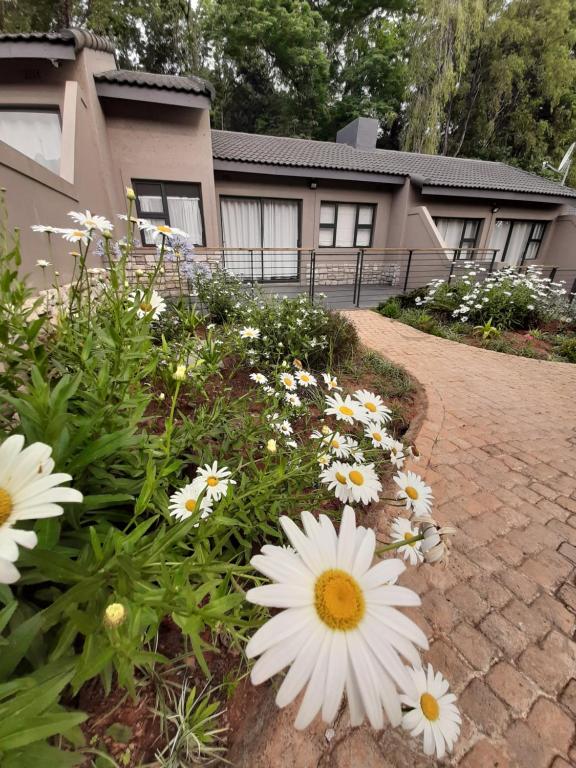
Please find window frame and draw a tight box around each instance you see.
[0,105,63,174]
[132,179,207,247]
[318,201,376,248]
[432,216,482,255]
[493,219,548,263]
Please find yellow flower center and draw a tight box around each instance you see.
[348,470,364,486]
[314,569,365,630]
[301,375,310,382]
[339,406,354,416]
[185,499,197,512]
[420,693,440,721]
[335,471,348,485]
[157,225,172,234]
[405,486,419,500]
[0,488,12,525]
[73,230,85,237]
[283,377,293,385]
[372,432,382,442]
[330,439,340,449]
[365,402,377,413]
[140,302,153,312]
[403,532,417,546]
[206,476,219,487]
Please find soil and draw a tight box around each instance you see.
[75,340,424,767]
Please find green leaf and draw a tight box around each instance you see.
[0,712,87,751]
[0,611,45,680]
[105,723,133,744]
[2,742,84,768]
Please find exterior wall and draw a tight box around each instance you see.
[103,102,218,245]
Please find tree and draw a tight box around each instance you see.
[401,0,487,154]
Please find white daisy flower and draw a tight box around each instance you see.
[394,471,433,518]
[196,461,236,501]
[401,664,461,758]
[353,390,392,424]
[389,517,423,566]
[60,228,91,245]
[320,461,357,503]
[36,259,51,268]
[326,432,353,459]
[296,370,317,388]
[250,373,268,384]
[246,506,427,730]
[383,437,406,469]
[129,289,166,319]
[364,425,388,448]
[0,435,83,583]
[324,393,367,425]
[168,478,212,524]
[321,373,342,391]
[31,224,59,234]
[343,463,382,505]
[141,222,188,241]
[407,445,421,462]
[240,326,260,340]
[279,373,297,391]
[262,385,276,396]
[68,210,113,232]
[285,393,302,407]
[317,453,332,467]
[278,420,293,436]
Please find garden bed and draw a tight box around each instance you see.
[377,265,576,363]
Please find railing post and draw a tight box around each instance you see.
[309,250,316,301]
[570,277,576,304]
[549,266,557,282]
[250,249,254,284]
[353,250,361,305]
[355,249,365,307]
[448,253,456,284]
[488,250,498,273]
[403,250,413,293]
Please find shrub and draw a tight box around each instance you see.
[555,336,576,363]
[377,297,402,318]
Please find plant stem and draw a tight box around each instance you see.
[375,534,424,555]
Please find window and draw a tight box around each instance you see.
[433,217,481,252]
[0,109,61,174]
[488,220,547,265]
[220,196,300,280]
[319,202,375,248]
[133,181,205,246]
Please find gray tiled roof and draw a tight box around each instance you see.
[95,69,214,99]
[212,130,576,199]
[0,28,115,54]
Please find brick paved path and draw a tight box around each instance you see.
[342,311,576,768]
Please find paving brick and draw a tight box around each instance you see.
[425,639,474,694]
[557,496,576,514]
[520,551,574,592]
[501,598,551,642]
[558,541,576,565]
[560,678,576,717]
[527,698,575,754]
[558,583,576,612]
[452,622,499,671]
[490,538,525,566]
[459,739,511,768]
[547,519,576,546]
[532,593,575,635]
[480,613,530,658]
[467,547,504,574]
[549,759,573,768]
[505,721,555,768]
[518,642,573,695]
[459,679,510,735]
[447,583,490,623]
[498,570,540,603]
[470,575,513,609]
[420,588,459,634]
[487,662,539,716]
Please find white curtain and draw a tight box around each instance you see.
[0,111,61,174]
[434,218,465,251]
[221,198,262,278]
[262,200,299,279]
[167,196,203,244]
[319,204,335,246]
[488,220,511,261]
[335,204,356,247]
[504,222,532,265]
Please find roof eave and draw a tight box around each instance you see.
[213,158,406,185]
[95,81,211,109]
[0,41,75,60]
[420,183,572,205]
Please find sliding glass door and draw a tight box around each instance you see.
[220,197,300,281]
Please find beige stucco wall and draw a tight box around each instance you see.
[214,174,394,250]
[104,103,218,245]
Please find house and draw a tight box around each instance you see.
[1,28,575,305]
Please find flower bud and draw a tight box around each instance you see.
[159,392,166,401]
[266,439,277,453]
[126,187,136,201]
[173,364,187,381]
[416,518,457,565]
[321,425,331,436]
[104,602,126,628]
[293,358,303,369]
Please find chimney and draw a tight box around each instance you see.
[336,117,378,151]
